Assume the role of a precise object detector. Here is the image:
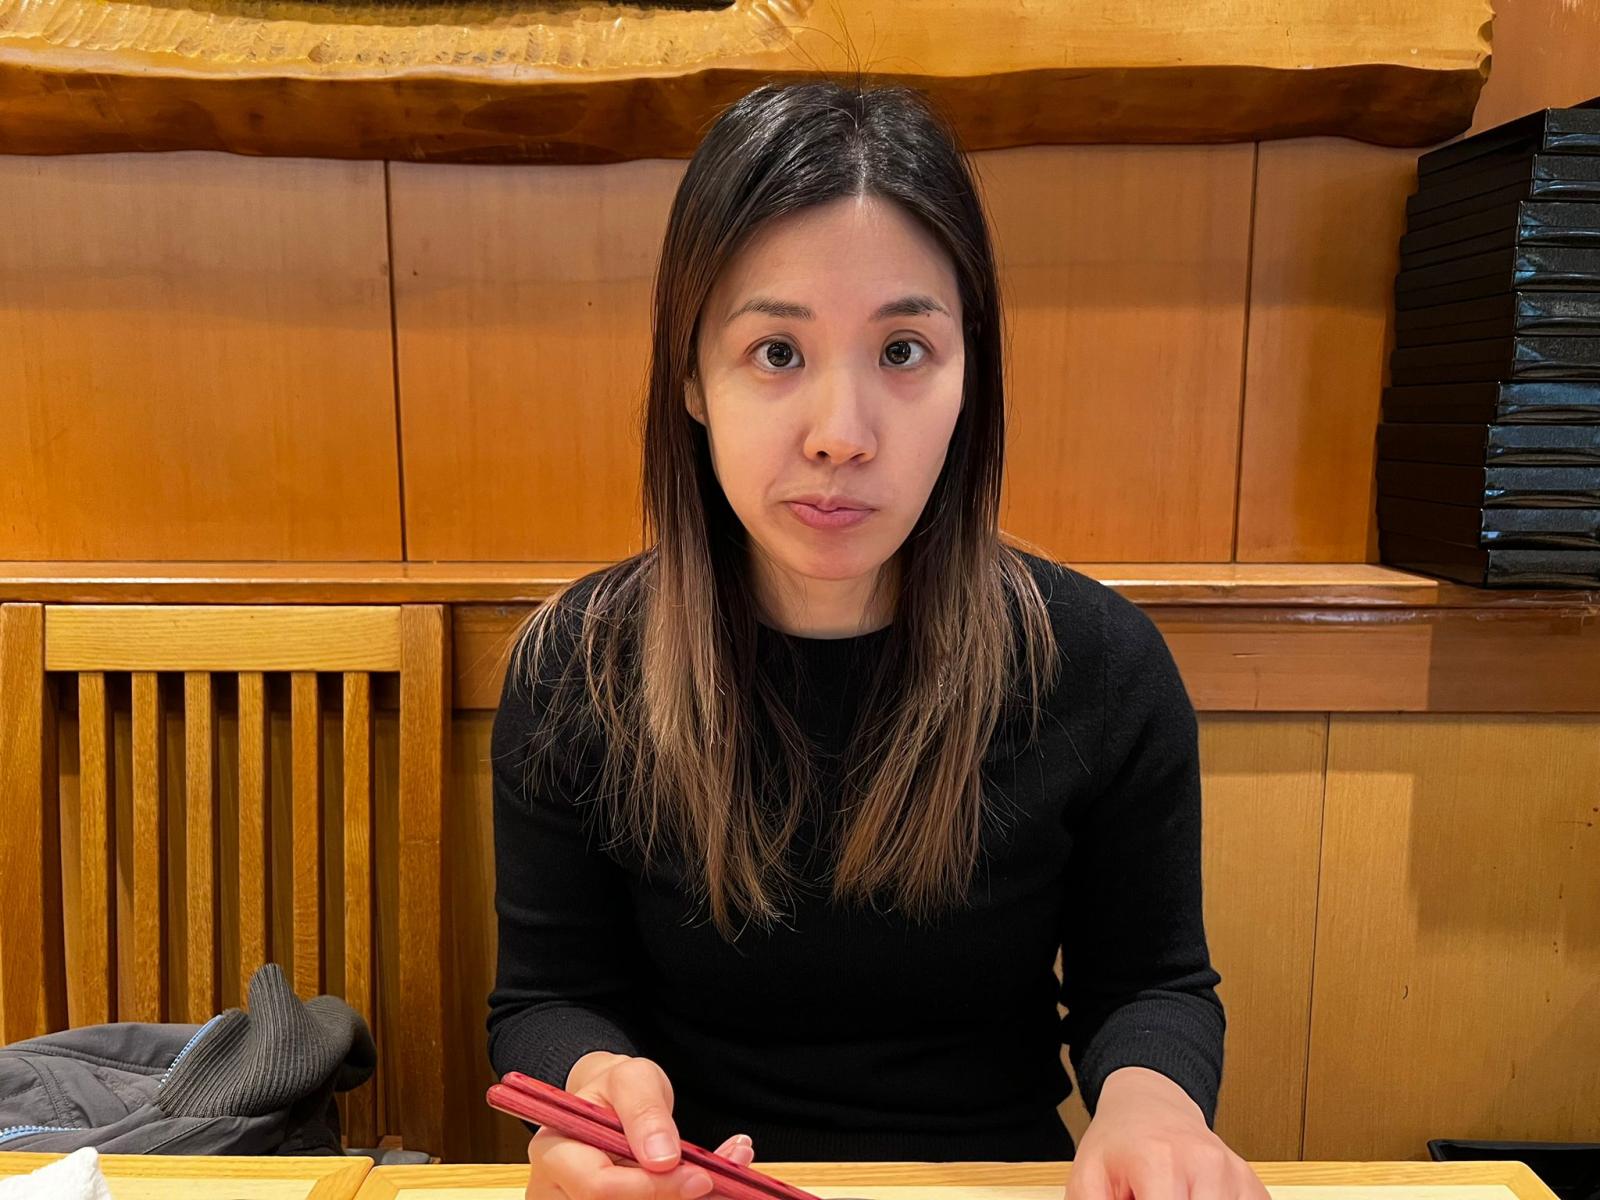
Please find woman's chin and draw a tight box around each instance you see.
[780,546,888,583]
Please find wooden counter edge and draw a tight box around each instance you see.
[0,1153,372,1200]
[352,1159,1561,1198]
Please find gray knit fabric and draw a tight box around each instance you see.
[159,963,375,1119]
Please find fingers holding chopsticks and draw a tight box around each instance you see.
[526,1128,755,1200]
[524,1051,756,1200]
[714,1133,756,1170]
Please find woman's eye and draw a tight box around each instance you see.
[756,339,800,371]
[884,339,927,368]
[750,338,928,372]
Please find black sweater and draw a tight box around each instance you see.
[486,552,1224,1163]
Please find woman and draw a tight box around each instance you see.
[488,80,1268,1200]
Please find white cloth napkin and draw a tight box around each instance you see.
[0,1147,114,1199]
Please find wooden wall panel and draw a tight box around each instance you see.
[452,599,1600,716]
[0,153,401,561]
[1305,715,1600,1160]
[977,145,1256,561]
[1235,140,1418,562]
[1199,714,1326,1161]
[389,159,681,561]
[1151,605,1600,714]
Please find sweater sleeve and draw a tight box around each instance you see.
[1058,585,1226,1126]
[485,609,647,1095]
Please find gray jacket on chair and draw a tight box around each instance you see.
[0,963,374,1155]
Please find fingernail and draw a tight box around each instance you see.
[645,1133,676,1161]
[682,1175,713,1198]
[736,1134,752,1146]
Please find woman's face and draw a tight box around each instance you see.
[687,194,966,635]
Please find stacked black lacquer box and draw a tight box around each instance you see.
[1378,97,1600,587]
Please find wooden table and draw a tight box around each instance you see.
[0,1153,372,1199]
[351,1160,1562,1200]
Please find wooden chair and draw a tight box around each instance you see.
[0,602,450,1158]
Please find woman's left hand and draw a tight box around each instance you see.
[1065,1067,1271,1200]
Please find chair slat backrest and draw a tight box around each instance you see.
[0,602,449,1157]
[238,670,270,1009]
[291,669,323,999]
[74,671,115,1027]
[185,671,217,1022]
[129,669,165,1023]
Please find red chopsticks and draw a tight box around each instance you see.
[486,1071,827,1200]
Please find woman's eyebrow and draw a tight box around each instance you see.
[724,294,951,325]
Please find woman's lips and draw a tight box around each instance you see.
[784,501,873,529]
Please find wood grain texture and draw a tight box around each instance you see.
[1198,715,1326,1161]
[397,605,451,1158]
[1304,716,1600,1159]
[129,671,165,1021]
[291,671,324,998]
[183,672,218,1022]
[978,145,1256,560]
[1148,604,1600,712]
[0,153,400,560]
[0,1,1493,161]
[72,671,115,1026]
[389,157,676,561]
[1235,139,1419,561]
[238,671,271,1001]
[46,606,402,672]
[0,604,65,1041]
[0,1152,371,1199]
[343,670,378,1148]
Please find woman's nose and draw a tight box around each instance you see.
[804,370,875,461]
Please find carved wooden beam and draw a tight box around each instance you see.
[0,0,1492,161]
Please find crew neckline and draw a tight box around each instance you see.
[755,619,895,647]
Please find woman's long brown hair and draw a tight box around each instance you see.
[508,79,1060,941]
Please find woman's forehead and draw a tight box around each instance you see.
[707,201,960,324]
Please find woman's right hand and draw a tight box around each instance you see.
[525,1051,756,1200]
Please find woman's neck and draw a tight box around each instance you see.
[749,547,900,639]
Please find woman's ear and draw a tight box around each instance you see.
[684,375,707,426]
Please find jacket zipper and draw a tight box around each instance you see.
[158,1013,224,1089]
[0,1123,84,1144]
[2,1012,226,1143]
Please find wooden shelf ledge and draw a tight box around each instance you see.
[0,559,1597,612]
[0,0,1491,160]
[0,559,1595,609]
[5,561,1595,712]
